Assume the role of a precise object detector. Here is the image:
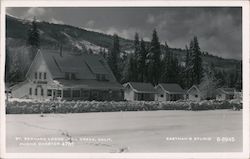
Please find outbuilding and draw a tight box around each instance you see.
[216,88,235,101]
[123,82,156,101]
[187,85,204,102]
[155,83,185,101]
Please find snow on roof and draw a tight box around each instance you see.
[40,49,116,82]
[157,83,185,94]
[217,88,235,95]
[123,82,156,93]
[57,79,123,90]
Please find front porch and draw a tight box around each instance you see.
[50,88,124,101]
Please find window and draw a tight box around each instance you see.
[81,90,89,98]
[91,91,98,99]
[29,88,32,95]
[41,88,44,96]
[160,94,164,98]
[96,74,101,80]
[65,73,70,79]
[195,94,198,98]
[39,72,42,79]
[57,90,62,97]
[65,72,76,80]
[71,73,76,80]
[73,90,80,98]
[63,89,71,98]
[35,72,37,79]
[101,74,106,81]
[35,88,37,95]
[96,74,107,81]
[44,73,47,80]
[47,89,52,96]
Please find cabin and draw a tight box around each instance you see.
[10,49,124,101]
[155,83,185,101]
[123,82,156,101]
[187,85,204,102]
[216,88,235,101]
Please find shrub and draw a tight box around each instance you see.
[5,99,242,114]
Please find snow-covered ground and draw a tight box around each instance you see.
[6,110,242,153]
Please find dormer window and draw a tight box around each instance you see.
[44,73,47,80]
[96,74,107,81]
[65,72,76,80]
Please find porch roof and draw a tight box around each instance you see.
[56,79,123,90]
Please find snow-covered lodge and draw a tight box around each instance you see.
[123,82,156,101]
[10,49,124,101]
[155,83,185,101]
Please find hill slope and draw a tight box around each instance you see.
[5,15,242,89]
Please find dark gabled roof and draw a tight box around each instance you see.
[56,79,123,90]
[40,49,116,82]
[158,83,185,94]
[124,82,156,93]
[187,85,200,94]
[217,88,235,95]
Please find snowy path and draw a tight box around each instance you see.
[6,110,242,152]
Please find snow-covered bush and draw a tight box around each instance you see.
[5,99,242,114]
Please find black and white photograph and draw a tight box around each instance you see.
[0,0,249,158]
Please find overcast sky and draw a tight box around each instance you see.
[6,7,242,60]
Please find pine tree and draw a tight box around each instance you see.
[147,29,161,85]
[134,33,140,59]
[184,45,192,88]
[107,34,121,82]
[137,39,147,82]
[160,42,170,82]
[27,17,40,61]
[127,55,137,82]
[190,36,203,85]
[160,42,180,83]
[131,33,140,81]
[5,48,10,82]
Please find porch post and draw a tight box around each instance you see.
[61,88,64,99]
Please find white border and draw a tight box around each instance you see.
[0,1,249,159]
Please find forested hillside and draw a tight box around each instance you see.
[5,15,242,91]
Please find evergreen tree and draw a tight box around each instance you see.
[235,61,242,91]
[134,33,140,59]
[137,39,147,82]
[127,55,137,82]
[160,42,171,82]
[190,36,203,85]
[184,45,192,88]
[5,48,10,82]
[131,32,140,81]
[147,29,161,85]
[160,42,180,83]
[107,34,121,82]
[27,17,40,61]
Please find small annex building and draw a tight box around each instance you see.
[155,83,185,101]
[10,49,124,101]
[216,88,235,101]
[187,85,204,102]
[123,82,156,101]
